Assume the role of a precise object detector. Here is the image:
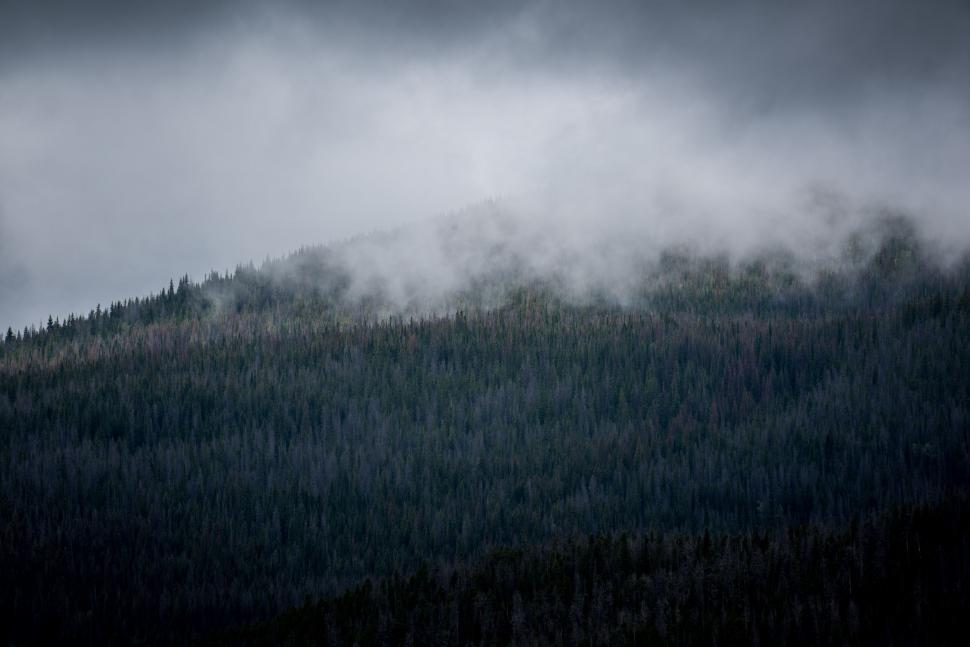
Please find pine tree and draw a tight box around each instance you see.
[4,327,13,343]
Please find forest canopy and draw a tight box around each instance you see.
[2,214,969,644]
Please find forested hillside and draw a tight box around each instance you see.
[2,217,969,644]
[215,495,970,646]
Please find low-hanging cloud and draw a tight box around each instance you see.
[1,0,969,328]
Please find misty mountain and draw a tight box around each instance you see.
[6,204,954,340]
[2,211,969,644]
[4,1,970,644]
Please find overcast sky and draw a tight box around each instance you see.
[2,0,969,329]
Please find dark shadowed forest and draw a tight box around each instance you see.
[215,496,970,646]
[2,216,969,645]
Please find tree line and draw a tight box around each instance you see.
[2,220,969,644]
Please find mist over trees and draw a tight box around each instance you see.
[2,214,969,644]
[3,1,970,643]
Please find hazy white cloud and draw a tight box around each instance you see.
[1,2,969,328]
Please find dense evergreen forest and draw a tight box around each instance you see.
[215,495,970,646]
[2,216,969,644]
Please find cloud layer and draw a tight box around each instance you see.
[1,1,969,328]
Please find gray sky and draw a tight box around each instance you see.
[2,0,969,329]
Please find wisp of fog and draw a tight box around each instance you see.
[1,0,969,328]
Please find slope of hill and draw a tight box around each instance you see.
[2,214,969,644]
[213,495,970,646]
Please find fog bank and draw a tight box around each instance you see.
[2,1,969,328]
